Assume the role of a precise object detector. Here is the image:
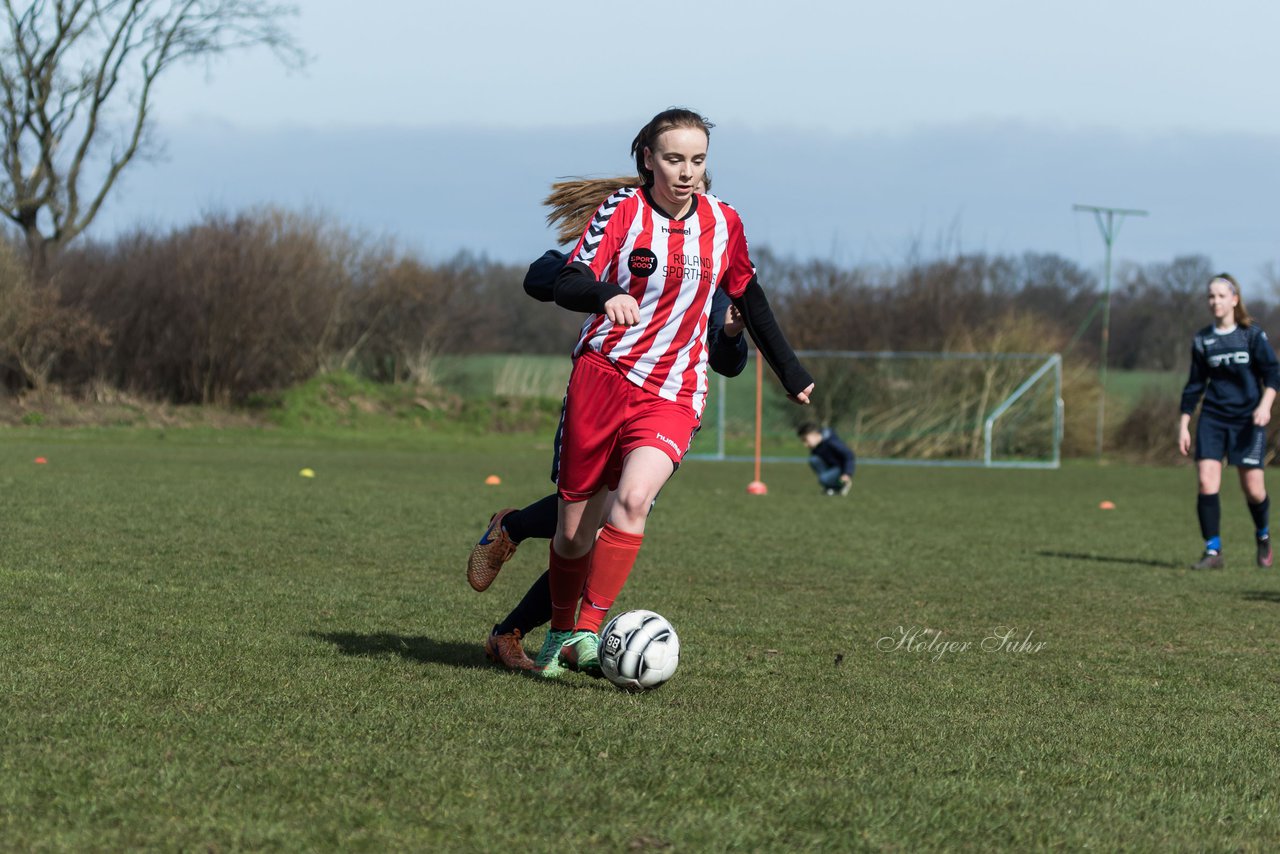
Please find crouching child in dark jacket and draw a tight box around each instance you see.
[797,423,855,495]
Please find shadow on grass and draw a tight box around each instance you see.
[311,631,613,692]
[310,630,608,691]
[1035,550,1184,570]
[1242,590,1280,604]
[311,631,484,670]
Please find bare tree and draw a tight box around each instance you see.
[0,0,303,277]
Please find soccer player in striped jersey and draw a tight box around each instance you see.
[534,107,814,678]
[1178,273,1280,569]
[472,174,750,671]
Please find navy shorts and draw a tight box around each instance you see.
[1195,414,1268,468]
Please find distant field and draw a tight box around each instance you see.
[1105,368,1184,406]
[4,429,1279,850]
[435,354,570,400]
[440,355,1178,462]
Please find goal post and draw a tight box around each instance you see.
[688,350,1063,469]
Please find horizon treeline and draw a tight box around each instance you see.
[1,206,1274,407]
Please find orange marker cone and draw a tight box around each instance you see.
[485,475,502,485]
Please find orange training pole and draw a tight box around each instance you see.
[747,348,767,495]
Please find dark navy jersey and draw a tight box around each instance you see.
[811,427,856,476]
[523,249,566,303]
[523,249,749,378]
[1180,323,1280,421]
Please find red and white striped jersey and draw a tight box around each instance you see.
[567,187,755,417]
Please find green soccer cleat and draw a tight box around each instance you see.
[531,629,572,679]
[559,630,603,678]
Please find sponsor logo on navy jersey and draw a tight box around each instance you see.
[627,248,658,278]
[1208,351,1250,368]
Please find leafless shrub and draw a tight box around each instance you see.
[0,237,106,392]
[56,208,350,403]
[1112,388,1183,464]
[351,254,480,385]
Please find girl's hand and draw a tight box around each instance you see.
[789,383,814,405]
[1178,425,1192,456]
[604,294,640,327]
[1254,404,1272,427]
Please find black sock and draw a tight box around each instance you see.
[494,571,552,637]
[1197,493,1221,544]
[501,494,559,544]
[1248,495,1270,538]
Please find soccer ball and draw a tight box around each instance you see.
[599,609,680,691]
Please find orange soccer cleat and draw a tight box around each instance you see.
[467,509,518,591]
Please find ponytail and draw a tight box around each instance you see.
[543,170,715,246]
[543,177,640,245]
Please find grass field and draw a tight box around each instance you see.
[1104,368,1183,403]
[4,428,1280,851]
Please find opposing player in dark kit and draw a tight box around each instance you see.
[1178,273,1280,569]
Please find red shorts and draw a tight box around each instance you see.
[555,350,701,502]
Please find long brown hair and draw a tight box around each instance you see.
[543,177,638,245]
[1212,272,1252,327]
[543,170,714,246]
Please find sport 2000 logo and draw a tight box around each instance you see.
[627,248,658,278]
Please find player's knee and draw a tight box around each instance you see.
[554,526,594,559]
[613,486,654,524]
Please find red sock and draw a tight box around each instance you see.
[548,544,592,631]
[576,524,644,632]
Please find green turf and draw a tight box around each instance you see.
[1105,369,1184,407]
[3,429,1279,850]
[434,354,570,400]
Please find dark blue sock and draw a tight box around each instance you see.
[494,571,552,637]
[1197,493,1221,549]
[501,494,559,544]
[1248,495,1270,539]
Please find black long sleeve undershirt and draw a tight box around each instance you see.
[553,262,804,392]
[531,252,747,377]
[731,276,813,396]
[553,261,627,313]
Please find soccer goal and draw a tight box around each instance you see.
[689,350,1063,469]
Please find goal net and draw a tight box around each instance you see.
[690,350,1063,468]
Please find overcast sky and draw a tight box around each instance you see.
[90,0,1280,280]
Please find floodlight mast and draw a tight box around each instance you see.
[1073,203,1149,461]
